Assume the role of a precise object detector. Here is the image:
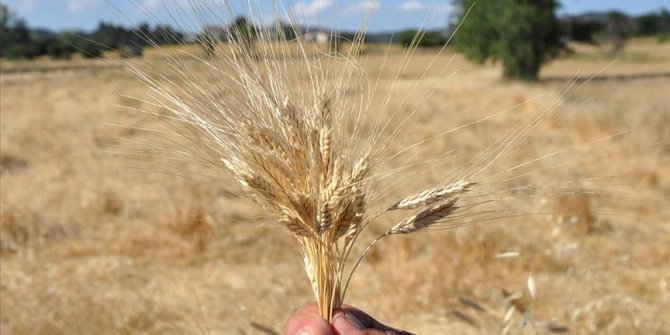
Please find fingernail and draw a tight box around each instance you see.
[344,311,366,330]
[297,330,313,335]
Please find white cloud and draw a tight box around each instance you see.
[67,0,98,14]
[141,0,204,11]
[342,0,379,16]
[400,1,452,14]
[400,0,426,12]
[142,0,162,11]
[355,0,379,12]
[436,4,453,14]
[293,0,334,17]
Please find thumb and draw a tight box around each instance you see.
[284,302,333,335]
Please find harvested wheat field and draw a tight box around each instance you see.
[1,38,669,334]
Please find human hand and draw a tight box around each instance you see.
[284,302,413,335]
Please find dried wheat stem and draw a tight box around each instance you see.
[342,198,461,297]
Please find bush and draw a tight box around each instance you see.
[398,29,445,48]
[117,45,143,58]
[57,32,103,60]
[76,40,103,58]
[39,36,74,60]
[0,6,37,59]
[3,43,38,59]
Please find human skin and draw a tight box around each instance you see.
[284,302,414,335]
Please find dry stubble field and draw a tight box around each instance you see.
[1,39,669,334]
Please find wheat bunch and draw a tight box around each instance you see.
[126,0,554,322]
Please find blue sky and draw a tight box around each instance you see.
[4,0,670,33]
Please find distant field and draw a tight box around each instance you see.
[1,38,669,334]
[0,41,400,74]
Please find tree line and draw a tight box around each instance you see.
[564,10,670,44]
[1,2,668,81]
[0,4,183,60]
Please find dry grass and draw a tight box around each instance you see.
[1,20,669,334]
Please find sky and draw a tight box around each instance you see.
[4,0,670,33]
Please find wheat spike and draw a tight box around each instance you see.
[319,97,333,175]
[389,180,474,210]
[239,172,281,201]
[318,201,333,234]
[351,154,371,184]
[279,210,311,237]
[388,198,460,235]
[251,150,291,180]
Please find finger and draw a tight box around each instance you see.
[334,310,407,335]
[332,310,378,335]
[332,308,415,335]
[284,302,334,335]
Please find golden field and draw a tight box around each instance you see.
[1,39,669,334]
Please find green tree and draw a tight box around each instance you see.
[279,21,299,41]
[198,29,218,58]
[398,29,446,48]
[453,0,563,81]
[75,38,103,59]
[328,36,342,54]
[635,9,670,37]
[38,31,103,59]
[0,4,38,59]
[0,4,10,28]
[150,25,184,45]
[90,22,133,49]
[38,35,75,59]
[229,16,256,52]
[562,17,604,44]
[603,11,634,56]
